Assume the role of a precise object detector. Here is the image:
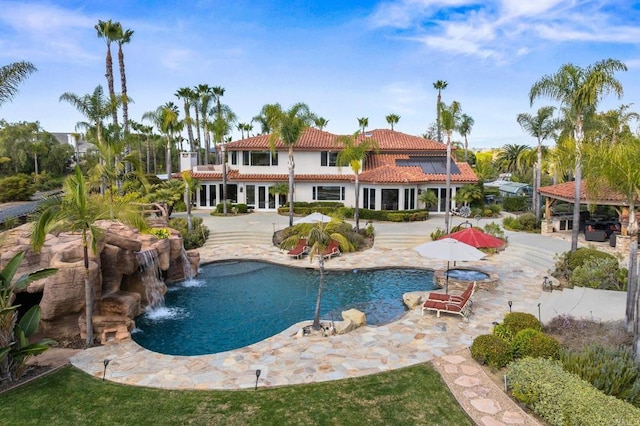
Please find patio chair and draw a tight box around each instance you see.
[421,281,476,321]
[287,238,309,259]
[322,239,341,259]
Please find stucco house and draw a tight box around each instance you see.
[181,128,478,213]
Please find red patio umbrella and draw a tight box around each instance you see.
[440,227,505,249]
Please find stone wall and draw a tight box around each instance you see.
[0,221,199,342]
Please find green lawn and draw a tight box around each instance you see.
[0,364,472,425]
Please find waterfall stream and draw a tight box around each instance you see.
[181,247,196,281]
[137,250,166,310]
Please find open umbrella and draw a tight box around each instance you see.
[441,227,505,249]
[293,212,333,225]
[414,238,486,293]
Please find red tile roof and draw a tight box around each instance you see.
[188,170,354,183]
[539,181,634,205]
[224,128,445,152]
[360,154,478,184]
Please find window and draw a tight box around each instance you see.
[404,188,416,210]
[246,185,255,208]
[230,151,237,165]
[242,151,278,166]
[321,151,339,167]
[363,187,376,210]
[312,186,345,201]
[381,189,399,210]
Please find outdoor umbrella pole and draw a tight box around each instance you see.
[446,260,450,294]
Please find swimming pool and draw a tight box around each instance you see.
[132,260,435,356]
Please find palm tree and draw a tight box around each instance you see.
[210,105,237,214]
[237,122,252,139]
[433,80,448,143]
[0,61,36,107]
[457,114,475,162]
[143,102,181,178]
[31,166,145,345]
[529,59,627,252]
[496,144,531,174]
[440,100,461,233]
[196,84,213,164]
[313,116,329,130]
[114,23,133,134]
[253,103,283,135]
[191,85,204,162]
[357,117,369,134]
[181,171,200,232]
[335,132,379,232]
[385,114,400,130]
[175,87,196,153]
[598,104,639,145]
[418,190,438,210]
[95,19,120,127]
[269,103,315,227]
[517,106,557,223]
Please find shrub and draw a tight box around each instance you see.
[561,344,640,406]
[430,228,447,241]
[149,227,170,239]
[511,328,540,359]
[528,333,561,359]
[0,174,35,202]
[168,217,210,250]
[470,334,512,369]
[570,256,626,291]
[502,196,528,212]
[502,212,538,232]
[502,312,541,335]
[508,357,640,425]
[552,248,617,282]
[483,222,505,239]
[492,323,514,343]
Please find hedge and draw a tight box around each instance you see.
[508,357,640,425]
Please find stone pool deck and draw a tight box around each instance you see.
[68,214,626,425]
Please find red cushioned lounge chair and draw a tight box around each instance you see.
[421,281,476,321]
[287,238,309,259]
[322,239,341,259]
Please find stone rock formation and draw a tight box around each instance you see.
[0,221,200,343]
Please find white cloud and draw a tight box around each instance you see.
[160,48,197,71]
[379,81,428,115]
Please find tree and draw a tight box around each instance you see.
[335,132,379,232]
[31,166,146,344]
[496,144,531,174]
[210,103,237,215]
[440,100,461,233]
[0,61,36,107]
[517,106,557,223]
[181,171,200,232]
[418,189,438,210]
[269,103,315,227]
[143,102,181,178]
[237,122,252,139]
[529,59,627,252]
[313,116,329,130]
[175,87,196,153]
[114,23,133,136]
[457,114,475,162]
[357,117,369,134]
[252,103,283,135]
[95,19,120,127]
[598,104,639,145]
[268,182,289,207]
[385,114,400,130]
[196,84,213,164]
[0,252,57,383]
[433,80,448,143]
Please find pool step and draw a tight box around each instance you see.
[205,230,273,246]
[373,233,431,249]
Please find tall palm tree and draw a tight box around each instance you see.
[196,84,213,164]
[31,166,145,345]
[517,106,557,223]
[433,80,448,143]
[269,102,315,227]
[529,58,627,252]
[335,132,379,232]
[598,104,639,145]
[385,113,400,130]
[191,85,204,163]
[95,19,120,127]
[175,87,196,153]
[236,122,250,139]
[440,100,461,233]
[0,61,36,107]
[210,104,237,214]
[143,102,181,178]
[253,103,283,135]
[357,117,369,134]
[313,116,329,130]
[496,144,531,174]
[457,114,475,162]
[113,23,133,135]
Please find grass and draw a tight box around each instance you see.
[0,363,472,426]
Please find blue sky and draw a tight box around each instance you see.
[1,0,640,149]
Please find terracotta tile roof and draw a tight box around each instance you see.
[188,170,353,183]
[360,154,478,184]
[224,128,445,152]
[539,181,635,205]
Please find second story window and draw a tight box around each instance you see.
[241,151,278,166]
[321,151,338,167]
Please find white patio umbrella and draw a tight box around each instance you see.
[414,238,486,294]
[293,212,333,225]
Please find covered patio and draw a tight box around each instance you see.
[538,181,637,256]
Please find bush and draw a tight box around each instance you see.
[508,357,640,425]
[561,344,640,406]
[502,212,538,232]
[430,228,447,241]
[570,256,626,291]
[168,217,210,250]
[511,328,540,359]
[502,196,528,212]
[528,333,561,359]
[483,222,505,239]
[470,334,512,369]
[552,247,617,283]
[0,174,35,202]
[214,203,248,214]
[502,312,541,335]
[492,323,514,342]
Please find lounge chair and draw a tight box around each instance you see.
[421,281,476,321]
[287,238,309,259]
[322,239,341,259]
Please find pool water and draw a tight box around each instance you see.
[132,260,435,356]
[446,269,489,281]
